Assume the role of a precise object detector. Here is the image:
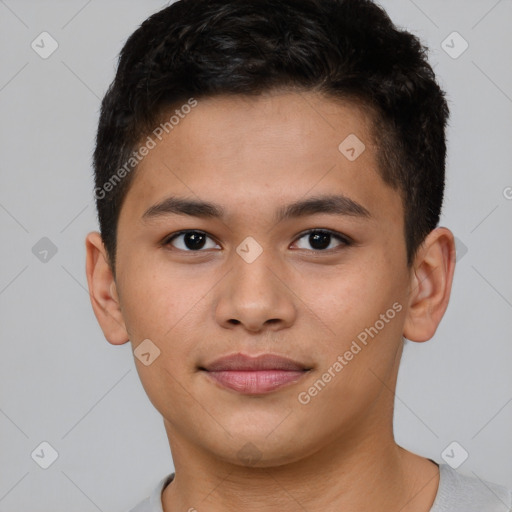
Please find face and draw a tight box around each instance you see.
[101,91,418,466]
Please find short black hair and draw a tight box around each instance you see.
[93,0,449,275]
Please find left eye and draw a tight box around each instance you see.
[292,229,350,251]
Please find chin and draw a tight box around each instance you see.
[207,431,314,469]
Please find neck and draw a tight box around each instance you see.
[161,417,439,512]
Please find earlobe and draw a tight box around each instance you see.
[403,227,456,343]
[85,231,129,345]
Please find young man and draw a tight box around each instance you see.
[85,0,512,510]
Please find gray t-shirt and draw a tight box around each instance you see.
[128,463,512,512]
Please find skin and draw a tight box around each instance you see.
[85,91,456,512]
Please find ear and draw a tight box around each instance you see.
[403,227,456,343]
[85,231,129,345]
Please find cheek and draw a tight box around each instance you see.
[301,260,393,334]
[118,264,196,343]
[296,274,404,424]
[299,255,405,376]
[120,268,200,399]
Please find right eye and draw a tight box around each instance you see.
[162,230,221,252]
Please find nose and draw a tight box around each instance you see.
[214,247,297,333]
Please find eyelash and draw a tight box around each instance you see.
[162,229,352,253]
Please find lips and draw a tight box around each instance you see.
[202,353,310,372]
[200,353,311,394]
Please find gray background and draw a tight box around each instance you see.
[0,0,511,510]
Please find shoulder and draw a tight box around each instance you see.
[126,473,175,512]
[430,463,512,512]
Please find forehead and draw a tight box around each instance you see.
[118,91,401,227]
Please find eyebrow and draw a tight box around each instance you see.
[141,194,372,223]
